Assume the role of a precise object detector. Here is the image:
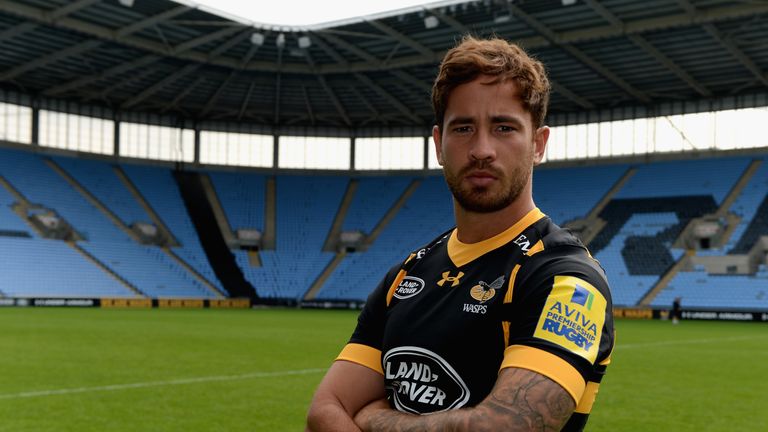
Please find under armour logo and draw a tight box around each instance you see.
[437,271,464,287]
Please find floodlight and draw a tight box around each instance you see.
[250,32,265,46]
[424,16,439,29]
[298,36,311,49]
[276,33,286,49]
[118,0,134,6]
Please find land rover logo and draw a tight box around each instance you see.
[383,346,470,414]
[393,276,426,299]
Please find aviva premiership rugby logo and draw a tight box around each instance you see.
[571,283,595,310]
[469,275,505,303]
[534,275,606,363]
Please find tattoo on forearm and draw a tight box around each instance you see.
[362,368,574,432]
[480,368,574,431]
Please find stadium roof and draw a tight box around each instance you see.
[187,0,460,28]
[0,0,767,133]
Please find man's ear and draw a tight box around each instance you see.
[533,126,549,165]
[432,125,444,165]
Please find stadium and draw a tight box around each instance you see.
[0,0,766,430]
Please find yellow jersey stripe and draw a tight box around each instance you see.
[500,345,586,404]
[447,207,546,268]
[575,381,600,414]
[336,343,383,375]
[501,263,522,349]
[502,321,511,350]
[504,264,521,304]
[526,239,545,256]
[386,269,407,306]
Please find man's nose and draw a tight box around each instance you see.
[469,130,496,161]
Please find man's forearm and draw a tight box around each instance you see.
[306,401,361,432]
[359,404,521,432]
[356,368,574,432]
[357,400,554,432]
[306,360,387,432]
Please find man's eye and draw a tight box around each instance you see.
[498,125,516,132]
[453,126,472,133]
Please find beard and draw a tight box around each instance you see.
[443,157,532,214]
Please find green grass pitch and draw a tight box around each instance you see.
[0,307,766,431]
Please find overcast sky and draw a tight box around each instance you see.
[183,0,439,27]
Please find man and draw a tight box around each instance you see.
[307,35,614,432]
[672,297,682,324]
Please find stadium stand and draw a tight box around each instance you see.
[652,266,768,310]
[0,178,30,236]
[121,164,224,294]
[0,148,223,298]
[80,241,216,298]
[727,159,768,254]
[0,236,135,298]
[586,158,754,306]
[229,175,347,299]
[611,157,751,203]
[2,144,766,310]
[209,171,267,233]
[0,150,117,240]
[316,177,453,300]
[52,156,151,228]
[533,164,628,225]
[595,212,687,306]
[341,176,412,234]
[648,158,768,310]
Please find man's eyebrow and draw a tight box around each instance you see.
[445,116,474,127]
[445,115,526,128]
[490,115,525,126]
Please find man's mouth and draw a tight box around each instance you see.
[465,170,498,186]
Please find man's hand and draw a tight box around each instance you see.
[306,360,386,432]
[354,367,575,432]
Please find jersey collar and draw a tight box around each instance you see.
[447,207,546,268]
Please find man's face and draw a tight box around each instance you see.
[433,76,548,214]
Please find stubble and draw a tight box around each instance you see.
[443,151,533,214]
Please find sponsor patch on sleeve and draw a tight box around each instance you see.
[533,275,606,364]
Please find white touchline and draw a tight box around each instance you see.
[617,334,767,349]
[0,368,326,400]
[4,335,765,399]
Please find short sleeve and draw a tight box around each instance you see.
[500,250,614,402]
[335,263,402,375]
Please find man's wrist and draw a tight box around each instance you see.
[354,399,399,431]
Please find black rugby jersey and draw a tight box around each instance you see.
[337,208,614,431]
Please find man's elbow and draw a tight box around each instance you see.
[305,400,326,431]
[306,398,357,432]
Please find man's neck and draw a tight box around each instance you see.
[453,198,536,244]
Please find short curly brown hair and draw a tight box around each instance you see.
[432,35,550,130]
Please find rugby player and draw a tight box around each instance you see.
[307,35,615,432]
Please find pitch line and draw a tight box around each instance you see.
[618,334,767,350]
[3,335,765,399]
[0,368,326,400]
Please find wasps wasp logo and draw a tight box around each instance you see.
[469,275,505,303]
